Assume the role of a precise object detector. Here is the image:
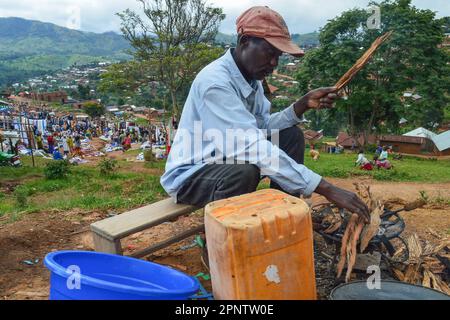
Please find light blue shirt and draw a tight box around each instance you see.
[161,49,322,201]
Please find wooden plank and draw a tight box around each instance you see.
[92,232,123,255]
[90,198,198,240]
[130,224,205,258]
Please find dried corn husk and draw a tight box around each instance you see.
[335,31,394,91]
[383,197,406,210]
[403,199,427,211]
[392,268,405,282]
[427,228,441,239]
[360,202,383,253]
[423,241,436,256]
[435,277,450,295]
[422,269,432,288]
[403,264,421,284]
[432,241,450,255]
[423,257,447,274]
[322,212,343,234]
[337,183,381,282]
[337,214,358,279]
[407,234,423,262]
[345,218,365,282]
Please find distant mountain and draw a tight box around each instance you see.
[291,32,320,47]
[215,32,237,45]
[0,17,131,87]
[214,31,320,48]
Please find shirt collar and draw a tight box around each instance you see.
[224,49,258,99]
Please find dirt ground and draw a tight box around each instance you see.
[1,173,448,300]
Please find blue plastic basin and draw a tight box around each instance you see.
[44,251,199,300]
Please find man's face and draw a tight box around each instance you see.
[239,37,283,80]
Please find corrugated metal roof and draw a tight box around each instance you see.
[404,127,437,139]
[432,131,450,151]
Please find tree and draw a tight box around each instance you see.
[98,60,168,108]
[296,0,449,144]
[77,84,92,100]
[98,61,148,100]
[83,102,105,118]
[117,0,225,118]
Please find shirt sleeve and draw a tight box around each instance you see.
[199,85,322,196]
[257,93,304,131]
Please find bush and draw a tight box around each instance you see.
[98,158,118,176]
[44,160,71,180]
[365,144,378,154]
[14,188,28,208]
[144,149,155,162]
[83,102,105,118]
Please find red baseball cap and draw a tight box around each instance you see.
[236,6,304,57]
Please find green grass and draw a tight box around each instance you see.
[303,151,450,183]
[1,151,449,224]
[0,158,165,223]
[143,161,166,170]
[122,149,143,158]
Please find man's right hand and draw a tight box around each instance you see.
[314,179,370,223]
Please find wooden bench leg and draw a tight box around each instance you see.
[130,224,205,258]
[92,232,123,255]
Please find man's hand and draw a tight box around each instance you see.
[314,179,370,223]
[294,87,339,117]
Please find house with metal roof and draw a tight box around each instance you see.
[403,127,437,140]
[431,131,450,156]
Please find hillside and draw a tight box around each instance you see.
[291,32,320,47]
[0,17,131,86]
[0,17,321,87]
[214,31,320,47]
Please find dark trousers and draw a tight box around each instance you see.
[176,126,305,207]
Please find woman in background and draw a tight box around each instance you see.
[355,150,373,170]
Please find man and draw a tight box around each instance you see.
[61,135,70,158]
[36,132,44,150]
[161,6,369,222]
[47,133,55,154]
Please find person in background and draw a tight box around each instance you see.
[86,128,92,140]
[47,134,55,154]
[379,146,389,161]
[36,133,44,150]
[119,130,126,145]
[310,145,320,161]
[375,144,383,156]
[355,149,373,171]
[73,135,84,158]
[122,134,132,152]
[14,139,24,155]
[374,154,392,170]
[67,135,74,154]
[61,136,70,158]
[53,148,64,161]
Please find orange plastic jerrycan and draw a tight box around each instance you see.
[205,189,316,300]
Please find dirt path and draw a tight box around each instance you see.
[0,178,448,300]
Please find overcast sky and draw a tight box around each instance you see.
[0,0,448,34]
